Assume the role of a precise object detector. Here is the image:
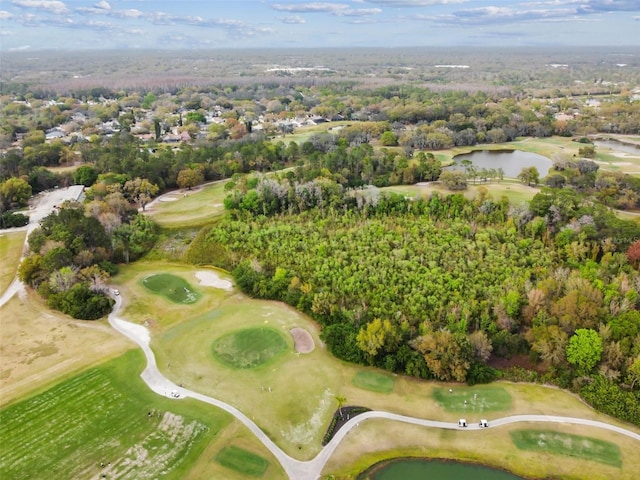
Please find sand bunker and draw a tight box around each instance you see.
[290,327,315,353]
[195,270,233,291]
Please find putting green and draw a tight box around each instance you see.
[215,445,269,477]
[142,273,200,304]
[212,327,288,369]
[510,430,622,467]
[352,370,395,393]
[433,385,512,413]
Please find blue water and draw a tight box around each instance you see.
[450,150,553,179]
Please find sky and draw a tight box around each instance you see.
[1,0,639,51]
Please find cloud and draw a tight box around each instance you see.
[422,1,640,26]
[279,15,306,24]
[11,0,68,14]
[76,3,143,18]
[272,2,381,16]
[9,44,32,51]
[427,5,580,26]
[363,0,467,5]
[0,10,14,19]
[572,0,640,14]
[272,2,348,13]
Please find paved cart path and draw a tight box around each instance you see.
[107,295,640,480]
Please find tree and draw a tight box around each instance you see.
[1,177,32,210]
[177,167,204,190]
[380,131,398,146]
[527,324,568,367]
[335,395,347,418]
[517,166,539,186]
[356,318,400,364]
[74,165,98,187]
[578,145,596,158]
[438,170,467,190]
[628,356,640,389]
[626,240,640,269]
[124,177,159,211]
[566,328,603,376]
[411,329,472,382]
[468,330,493,363]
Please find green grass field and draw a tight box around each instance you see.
[433,385,512,413]
[510,430,622,467]
[0,230,26,293]
[0,350,232,480]
[215,445,270,477]
[273,120,354,146]
[142,273,200,304]
[146,181,229,228]
[352,370,395,393]
[212,327,288,369]
[383,180,538,206]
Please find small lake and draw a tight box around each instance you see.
[450,150,553,179]
[359,458,526,480]
[594,139,640,156]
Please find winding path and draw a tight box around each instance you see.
[107,296,640,480]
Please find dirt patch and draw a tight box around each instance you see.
[290,327,315,353]
[194,270,233,291]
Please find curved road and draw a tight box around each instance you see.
[107,296,640,480]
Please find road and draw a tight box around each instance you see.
[107,295,640,480]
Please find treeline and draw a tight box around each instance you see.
[18,197,157,320]
[190,177,640,424]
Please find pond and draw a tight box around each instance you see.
[449,149,553,179]
[593,139,640,156]
[359,458,526,480]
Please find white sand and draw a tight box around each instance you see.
[195,270,233,290]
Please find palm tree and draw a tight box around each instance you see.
[335,395,347,418]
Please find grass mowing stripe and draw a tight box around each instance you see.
[352,370,395,393]
[510,429,622,468]
[215,445,269,477]
[433,385,512,413]
[0,350,224,480]
[212,327,288,369]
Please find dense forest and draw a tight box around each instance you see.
[189,174,640,425]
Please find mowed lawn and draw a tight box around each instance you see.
[352,370,395,393]
[383,180,538,206]
[215,445,270,477]
[154,299,342,460]
[0,294,130,407]
[114,263,234,332]
[145,180,229,228]
[0,230,26,294]
[510,429,622,467]
[212,327,288,369]
[0,350,232,480]
[142,272,201,304]
[433,385,512,413]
